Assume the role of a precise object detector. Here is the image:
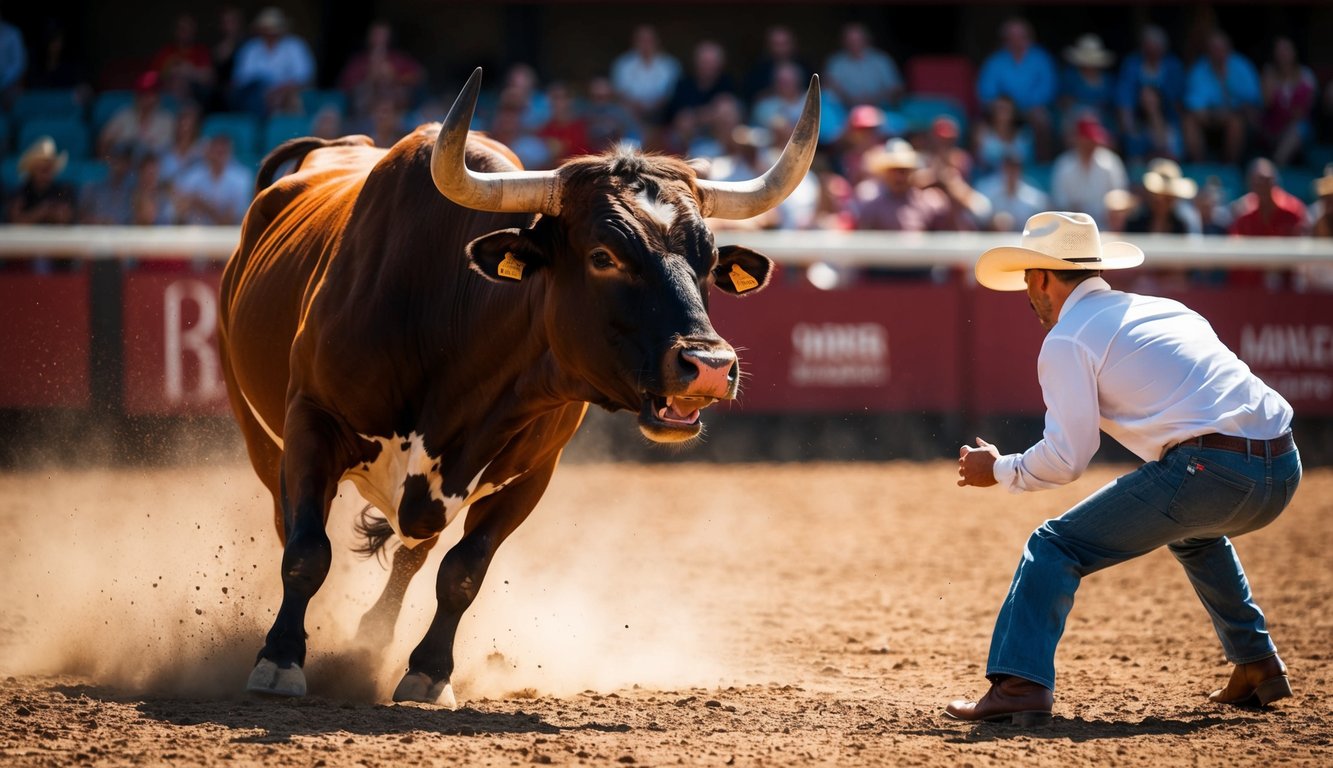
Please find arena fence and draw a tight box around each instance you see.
[1,227,1330,462]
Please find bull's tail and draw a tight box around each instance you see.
[254,135,373,194]
[352,504,398,566]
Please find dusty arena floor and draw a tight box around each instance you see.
[0,460,1329,766]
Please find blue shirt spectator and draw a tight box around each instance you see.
[977,20,1057,112]
[230,7,315,115]
[0,14,27,98]
[1060,35,1117,130]
[1184,36,1261,112]
[824,23,902,108]
[171,135,251,224]
[1116,26,1185,122]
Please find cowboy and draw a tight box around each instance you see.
[949,211,1301,726]
[1124,158,1201,234]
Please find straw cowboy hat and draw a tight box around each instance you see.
[17,136,68,178]
[975,211,1144,291]
[1142,158,1198,199]
[1315,164,1333,198]
[865,138,920,174]
[1064,34,1115,68]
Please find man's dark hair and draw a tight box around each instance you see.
[1027,268,1103,284]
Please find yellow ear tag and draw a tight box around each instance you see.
[497,252,525,281]
[729,263,760,292]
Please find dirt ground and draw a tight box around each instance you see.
[0,460,1329,767]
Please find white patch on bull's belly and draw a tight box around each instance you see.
[342,432,519,549]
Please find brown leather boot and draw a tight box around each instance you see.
[1209,654,1292,706]
[945,675,1054,726]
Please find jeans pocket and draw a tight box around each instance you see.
[1165,457,1256,527]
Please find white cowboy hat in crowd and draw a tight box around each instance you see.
[975,211,1144,291]
[1064,34,1115,68]
[17,136,68,178]
[1142,158,1198,199]
[865,137,920,174]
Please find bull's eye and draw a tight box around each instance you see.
[590,249,616,271]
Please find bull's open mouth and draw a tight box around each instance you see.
[637,393,718,442]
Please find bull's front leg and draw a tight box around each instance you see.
[391,463,556,707]
[246,401,350,697]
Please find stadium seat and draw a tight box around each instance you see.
[16,117,92,159]
[898,95,968,136]
[1023,163,1054,193]
[905,55,977,115]
[299,89,348,116]
[1279,165,1321,205]
[0,112,10,155]
[1305,144,1333,172]
[201,112,261,158]
[90,90,136,134]
[262,114,314,154]
[1182,163,1246,204]
[66,158,110,188]
[11,88,84,121]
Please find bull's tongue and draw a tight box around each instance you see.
[656,395,712,424]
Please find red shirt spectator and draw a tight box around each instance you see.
[1229,159,1307,237]
[151,13,213,105]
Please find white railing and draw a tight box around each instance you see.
[1,225,1332,268]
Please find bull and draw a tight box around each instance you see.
[219,68,819,705]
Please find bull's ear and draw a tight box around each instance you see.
[466,229,548,283]
[713,245,774,296]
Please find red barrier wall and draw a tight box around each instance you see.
[0,273,90,408]
[122,270,231,415]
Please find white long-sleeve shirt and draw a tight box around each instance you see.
[992,277,1293,492]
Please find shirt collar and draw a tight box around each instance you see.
[1057,276,1111,323]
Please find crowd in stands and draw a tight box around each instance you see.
[1,7,1332,280]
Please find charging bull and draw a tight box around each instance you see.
[219,68,819,706]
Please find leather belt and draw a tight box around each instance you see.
[1185,432,1296,458]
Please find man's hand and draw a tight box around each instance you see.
[957,437,1000,488]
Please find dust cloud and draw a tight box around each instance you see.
[0,462,734,704]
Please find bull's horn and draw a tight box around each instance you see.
[696,74,821,220]
[431,67,562,215]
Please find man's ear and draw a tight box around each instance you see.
[466,228,549,283]
[713,245,775,296]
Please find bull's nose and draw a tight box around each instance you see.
[677,347,738,397]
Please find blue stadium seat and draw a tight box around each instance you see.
[90,90,136,133]
[1279,165,1321,205]
[201,112,261,158]
[897,95,968,136]
[299,89,347,116]
[262,114,313,154]
[11,88,84,121]
[1306,144,1333,171]
[66,158,110,188]
[1022,163,1054,193]
[16,117,92,159]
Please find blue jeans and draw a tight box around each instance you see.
[986,439,1302,691]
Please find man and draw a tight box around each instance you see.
[171,134,251,225]
[977,18,1057,160]
[974,151,1048,231]
[950,211,1300,726]
[824,22,903,109]
[1050,114,1128,229]
[230,6,315,116]
[1230,158,1307,237]
[610,24,680,125]
[1182,30,1260,164]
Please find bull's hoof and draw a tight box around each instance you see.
[246,658,307,697]
[392,671,457,709]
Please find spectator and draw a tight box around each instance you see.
[0,8,25,106]
[209,5,246,113]
[852,138,952,231]
[687,93,745,160]
[823,23,902,110]
[583,75,641,152]
[358,97,407,148]
[609,24,680,126]
[230,7,315,117]
[1259,36,1315,168]
[1229,158,1307,237]
[977,18,1057,161]
[1183,30,1260,164]
[309,103,345,140]
[8,137,75,225]
[665,40,736,125]
[1124,158,1201,234]
[151,13,214,107]
[700,125,777,232]
[25,18,89,99]
[916,141,989,232]
[537,81,591,162]
[1061,34,1117,134]
[159,103,205,182]
[338,20,425,119]
[499,63,549,131]
[1121,80,1184,164]
[1050,114,1128,228]
[99,71,175,159]
[1194,175,1233,235]
[975,151,1050,232]
[743,25,809,103]
[751,61,808,132]
[78,143,137,224]
[1102,188,1140,233]
[838,104,887,186]
[656,103,701,158]
[972,95,1035,176]
[171,134,251,225]
[763,116,823,231]
[1116,25,1185,142]
[921,116,972,182]
[130,153,174,225]
[485,89,552,170]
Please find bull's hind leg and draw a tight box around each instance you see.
[355,530,440,649]
[392,462,557,707]
[246,401,351,697]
